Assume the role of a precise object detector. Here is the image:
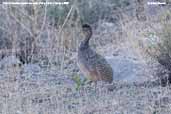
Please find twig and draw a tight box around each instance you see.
[8,7,34,37]
[59,5,74,35]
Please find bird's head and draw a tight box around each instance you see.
[82,24,92,39]
[79,24,92,50]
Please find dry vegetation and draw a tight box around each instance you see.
[0,0,171,114]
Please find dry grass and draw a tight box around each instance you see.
[0,0,171,114]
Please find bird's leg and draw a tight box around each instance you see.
[94,81,98,93]
[86,80,98,93]
[86,80,93,85]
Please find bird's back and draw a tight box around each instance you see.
[78,47,113,83]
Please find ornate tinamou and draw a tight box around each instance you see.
[78,24,113,83]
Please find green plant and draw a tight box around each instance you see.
[153,111,157,114]
[72,74,87,90]
[145,10,171,58]
[47,5,71,26]
[77,0,131,24]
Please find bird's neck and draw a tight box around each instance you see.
[79,34,92,50]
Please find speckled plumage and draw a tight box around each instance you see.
[78,24,113,83]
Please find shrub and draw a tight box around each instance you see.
[145,10,171,85]
[155,11,171,71]
[47,0,131,26]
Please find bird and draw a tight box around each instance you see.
[157,53,171,86]
[157,53,171,71]
[77,24,113,83]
